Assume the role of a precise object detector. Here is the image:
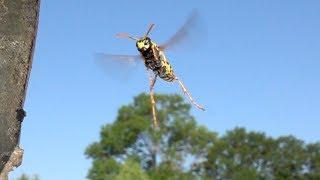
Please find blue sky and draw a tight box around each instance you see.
[11,0,320,179]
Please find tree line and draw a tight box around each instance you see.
[85,93,320,180]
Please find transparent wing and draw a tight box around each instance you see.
[94,53,143,80]
[159,10,207,51]
[94,53,143,63]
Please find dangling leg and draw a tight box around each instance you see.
[148,72,158,128]
[175,76,205,111]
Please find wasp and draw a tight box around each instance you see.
[96,11,205,128]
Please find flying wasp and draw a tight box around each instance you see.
[96,11,205,128]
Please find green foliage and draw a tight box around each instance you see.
[86,93,320,180]
[16,174,40,180]
[231,168,258,180]
[203,127,320,179]
[115,159,150,180]
[85,93,216,179]
[86,158,120,180]
[16,174,29,180]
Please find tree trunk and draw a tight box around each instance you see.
[0,0,40,177]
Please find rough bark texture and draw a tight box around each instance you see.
[0,0,40,175]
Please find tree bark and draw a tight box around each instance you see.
[0,0,40,176]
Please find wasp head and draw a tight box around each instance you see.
[136,37,151,52]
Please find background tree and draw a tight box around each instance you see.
[85,93,216,180]
[203,128,320,179]
[86,93,320,179]
[115,158,150,180]
[16,173,40,180]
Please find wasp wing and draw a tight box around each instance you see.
[94,53,143,62]
[94,53,143,80]
[159,10,206,51]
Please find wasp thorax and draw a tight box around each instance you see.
[136,37,151,52]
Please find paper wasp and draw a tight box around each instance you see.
[95,11,205,128]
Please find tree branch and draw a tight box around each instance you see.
[0,0,40,177]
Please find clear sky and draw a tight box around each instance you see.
[11,0,320,179]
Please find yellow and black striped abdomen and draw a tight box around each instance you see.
[157,51,175,82]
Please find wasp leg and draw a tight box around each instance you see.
[175,76,205,111]
[148,72,158,128]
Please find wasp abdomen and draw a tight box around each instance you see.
[158,60,175,82]
[140,42,175,82]
[157,51,175,82]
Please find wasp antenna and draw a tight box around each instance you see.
[115,33,139,41]
[145,23,155,37]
